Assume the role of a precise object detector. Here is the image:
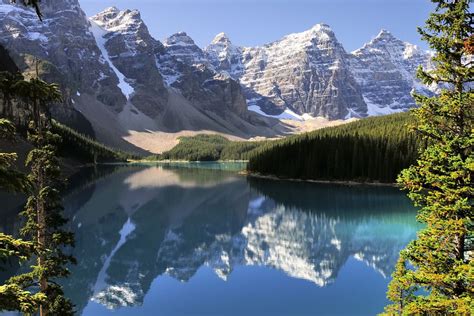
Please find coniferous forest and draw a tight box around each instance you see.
[153,134,263,161]
[247,113,424,183]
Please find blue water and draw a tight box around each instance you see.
[39,163,420,315]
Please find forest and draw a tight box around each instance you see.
[155,112,425,184]
[52,121,132,163]
[247,112,425,183]
[151,134,264,161]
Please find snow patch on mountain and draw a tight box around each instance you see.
[248,105,306,121]
[90,21,135,99]
[164,32,208,66]
[364,97,404,116]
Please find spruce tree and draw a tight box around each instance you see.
[0,72,23,120]
[5,78,75,316]
[384,0,473,314]
[0,117,45,313]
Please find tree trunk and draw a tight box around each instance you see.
[37,155,48,316]
[36,124,48,316]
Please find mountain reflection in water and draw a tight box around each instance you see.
[59,164,420,316]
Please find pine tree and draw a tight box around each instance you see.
[0,72,23,120]
[5,78,76,316]
[0,118,46,313]
[383,0,473,314]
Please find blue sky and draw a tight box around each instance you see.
[80,0,434,52]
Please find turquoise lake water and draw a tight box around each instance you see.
[1,163,421,316]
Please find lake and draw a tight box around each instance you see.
[1,163,421,316]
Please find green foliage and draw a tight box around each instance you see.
[383,1,473,315]
[247,113,423,183]
[18,129,76,316]
[0,117,39,313]
[0,71,24,119]
[0,118,29,192]
[0,283,45,315]
[52,120,133,163]
[0,76,75,315]
[157,134,264,161]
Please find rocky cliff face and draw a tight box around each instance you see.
[0,3,280,153]
[0,1,434,150]
[349,30,433,115]
[158,31,249,119]
[0,0,126,112]
[206,25,367,119]
[90,7,168,118]
[206,25,434,119]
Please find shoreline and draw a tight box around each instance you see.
[125,159,250,164]
[242,171,399,187]
[93,160,399,187]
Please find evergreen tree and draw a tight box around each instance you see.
[0,118,45,313]
[0,72,23,120]
[246,113,421,183]
[5,78,76,316]
[0,118,28,192]
[384,0,473,314]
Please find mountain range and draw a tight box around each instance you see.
[0,1,434,153]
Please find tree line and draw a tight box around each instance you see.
[150,134,264,161]
[52,120,133,163]
[247,113,424,183]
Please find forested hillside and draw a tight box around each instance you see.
[247,113,424,183]
[53,121,132,163]
[155,134,264,161]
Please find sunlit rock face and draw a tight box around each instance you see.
[61,166,419,313]
[205,25,434,119]
[0,0,125,111]
[206,24,367,119]
[205,32,244,76]
[157,31,253,121]
[90,7,168,117]
[349,30,434,116]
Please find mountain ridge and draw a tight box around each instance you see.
[0,2,433,153]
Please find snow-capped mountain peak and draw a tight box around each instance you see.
[211,32,232,45]
[278,23,338,48]
[207,22,368,119]
[164,31,196,47]
[90,7,145,36]
[0,0,435,150]
[349,30,432,116]
[164,32,208,66]
[375,29,395,39]
[353,29,425,61]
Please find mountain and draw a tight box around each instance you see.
[205,25,433,119]
[206,24,367,119]
[0,1,433,153]
[349,29,433,116]
[0,3,285,154]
